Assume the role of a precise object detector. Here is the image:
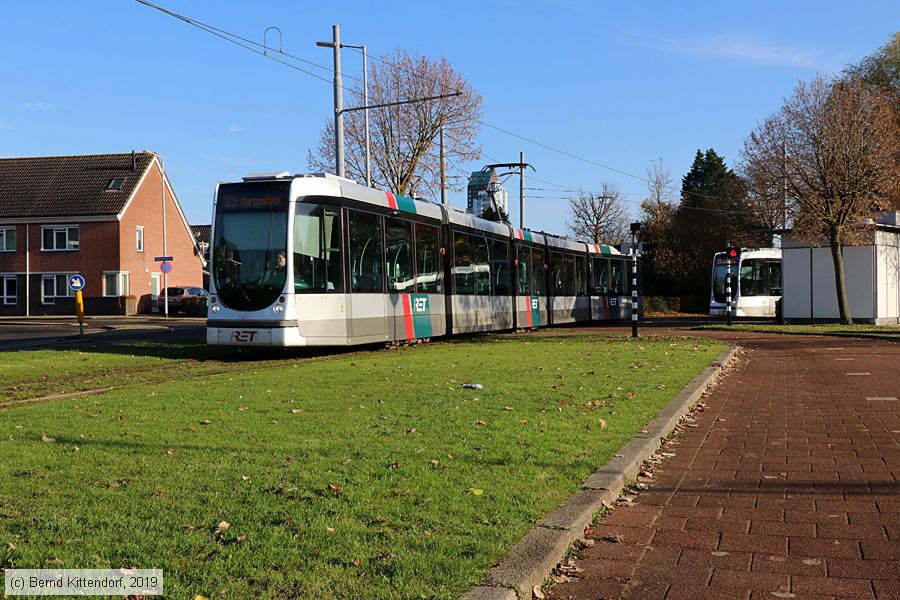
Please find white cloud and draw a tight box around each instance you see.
[227,124,244,134]
[665,33,841,71]
[20,101,56,111]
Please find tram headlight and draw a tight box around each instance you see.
[211,305,220,313]
[273,305,284,313]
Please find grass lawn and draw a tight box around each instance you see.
[0,333,722,599]
[694,322,900,336]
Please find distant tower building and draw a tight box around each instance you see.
[467,168,509,220]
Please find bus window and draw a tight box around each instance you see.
[474,237,491,295]
[293,204,343,293]
[415,224,441,294]
[453,232,474,295]
[385,218,413,293]
[348,211,384,293]
[491,240,510,296]
[517,245,531,295]
[740,259,783,297]
[531,248,545,296]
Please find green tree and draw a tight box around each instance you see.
[847,32,900,113]
[670,149,765,299]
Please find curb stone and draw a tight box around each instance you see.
[462,344,739,600]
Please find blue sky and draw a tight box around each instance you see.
[1,1,897,235]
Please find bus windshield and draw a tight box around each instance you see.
[212,181,289,311]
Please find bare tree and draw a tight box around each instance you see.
[742,75,900,323]
[566,182,628,245]
[308,48,483,197]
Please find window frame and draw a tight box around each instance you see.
[414,223,442,294]
[135,226,144,252]
[1,276,16,305]
[103,271,130,297]
[41,225,80,252]
[41,274,76,304]
[347,209,384,294]
[0,227,15,252]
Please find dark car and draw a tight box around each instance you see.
[158,286,209,316]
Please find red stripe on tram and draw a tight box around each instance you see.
[401,294,415,339]
[525,296,533,327]
[386,191,398,210]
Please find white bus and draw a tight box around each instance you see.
[710,248,782,318]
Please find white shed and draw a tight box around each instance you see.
[782,213,900,324]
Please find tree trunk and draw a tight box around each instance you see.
[829,230,853,325]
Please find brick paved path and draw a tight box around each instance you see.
[549,332,900,600]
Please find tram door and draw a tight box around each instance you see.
[347,211,387,341]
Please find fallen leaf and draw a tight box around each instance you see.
[533,585,546,599]
[598,419,607,429]
[326,526,335,532]
[353,559,361,567]
[41,435,56,443]
[290,409,303,414]
[200,420,212,425]
[241,475,251,481]
[235,534,247,543]
[467,488,484,496]
[166,449,174,456]
[194,596,210,600]
[216,521,230,531]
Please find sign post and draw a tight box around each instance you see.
[155,257,173,318]
[67,275,86,336]
[724,245,738,326]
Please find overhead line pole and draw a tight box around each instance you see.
[519,151,525,228]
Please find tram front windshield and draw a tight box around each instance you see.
[212,181,289,311]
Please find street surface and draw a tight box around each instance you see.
[550,330,900,600]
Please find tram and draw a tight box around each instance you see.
[206,172,634,346]
[709,248,782,318]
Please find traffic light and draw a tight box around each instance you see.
[724,246,739,260]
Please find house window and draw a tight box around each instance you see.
[2,276,16,305]
[0,227,15,252]
[103,272,129,297]
[41,225,79,251]
[136,226,144,252]
[107,177,126,190]
[41,274,75,304]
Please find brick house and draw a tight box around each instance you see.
[0,152,204,316]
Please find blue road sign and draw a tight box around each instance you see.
[160,261,172,274]
[68,274,86,291]
[154,256,174,262]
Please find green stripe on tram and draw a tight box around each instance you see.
[395,194,418,214]
[410,294,433,338]
[522,230,533,242]
[599,244,612,254]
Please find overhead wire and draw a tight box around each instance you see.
[135,0,760,217]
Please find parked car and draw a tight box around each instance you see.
[158,286,209,316]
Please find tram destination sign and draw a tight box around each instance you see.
[218,181,289,212]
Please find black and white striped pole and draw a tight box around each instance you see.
[630,222,642,338]
[724,243,737,326]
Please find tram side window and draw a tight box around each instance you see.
[531,248,545,296]
[767,261,782,296]
[593,257,610,294]
[491,240,510,296]
[385,218,414,293]
[609,260,625,295]
[517,245,531,295]
[453,232,474,295]
[474,236,491,295]
[415,224,441,294]
[293,205,343,293]
[575,255,587,296]
[349,211,384,293]
[550,252,563,295]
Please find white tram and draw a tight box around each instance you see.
[709,248,782,318]
[206,172,634,347]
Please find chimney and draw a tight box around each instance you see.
[131,150,136,172]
